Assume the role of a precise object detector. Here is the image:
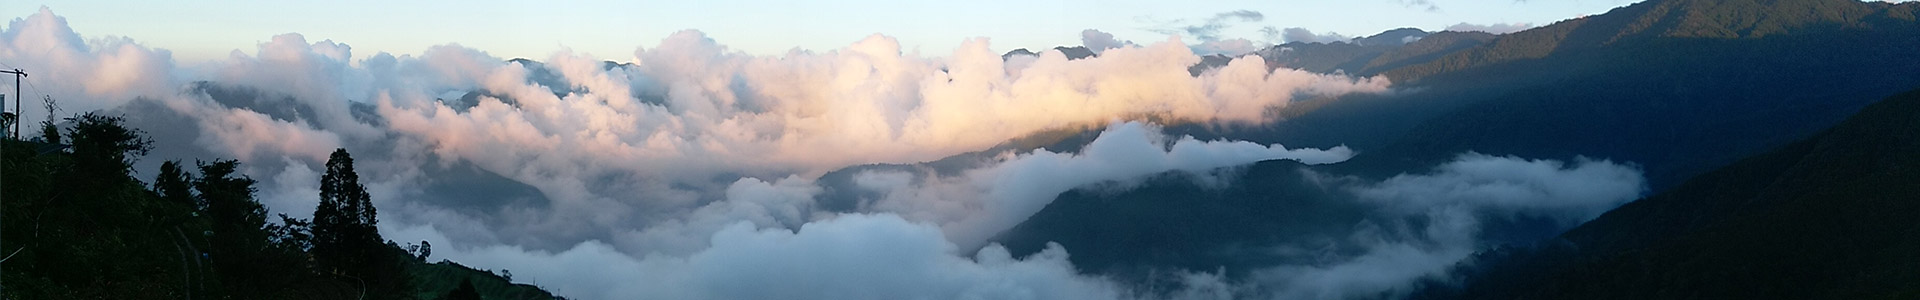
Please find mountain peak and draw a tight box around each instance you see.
[1594,0,1893,40]
[1380,0,1918,82]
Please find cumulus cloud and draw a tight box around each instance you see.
[1080,29,1134,53]
[0,7,177,123]
[849,122,1353,248]
[1443,22,1536,34]
[6,7,1400,299]
[385,121,1352,299]
[5,6,1652,300]
[4,7,1660,299]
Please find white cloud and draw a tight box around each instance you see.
[1242,153,1645,299]
[392,212,1128,300]
[1189,38,1264,56]
[1080,29,1134,53]
[1281,27,1351,44]
[5,7,1595,300]
[1443,22,1536,34]
[850,122,1353,248]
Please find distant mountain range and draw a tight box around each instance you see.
[983,0,1920,297]
[1429,87,1920,300]
[1001,27,1494,77]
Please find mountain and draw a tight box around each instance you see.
[1355,30,1496,75]
[1383,0,1918,83]
[1296,0,1920,190]
[990,0,1920,294]
[1254,28,1435,74]
[1430,87,1920,300]
[994,159,1355,280]
[1000,46,1097,60]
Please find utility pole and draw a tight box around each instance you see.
[0,69,23,139]
[0,68,20,298]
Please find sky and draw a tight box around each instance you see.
[13,0,1638,64]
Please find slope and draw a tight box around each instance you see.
[1438,87,1920,300]
[1321,0,1920,190]
[992,0,1920,294]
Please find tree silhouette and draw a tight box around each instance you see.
[197,159,281,298]
[311,148,414,299]
[155,160,197,208]
[4,115,542,299]
[314,148,377,274]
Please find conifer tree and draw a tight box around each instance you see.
[312,148,413,299]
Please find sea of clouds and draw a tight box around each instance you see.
[1,7,1641,299]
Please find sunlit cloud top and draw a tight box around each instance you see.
[21,0,1637,63]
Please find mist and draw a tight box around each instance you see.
[2,6,1653,299]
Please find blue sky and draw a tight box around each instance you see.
[12,0,1639,63]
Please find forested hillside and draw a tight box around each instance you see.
[0,116,558,299]
[1429,87,1920,300]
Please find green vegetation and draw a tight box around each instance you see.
[0,114,559,299]
[1428,88,1920,299]
[1384,0,1918,83]
[998,1,1920,297]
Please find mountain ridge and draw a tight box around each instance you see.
[1428,86,1920,300]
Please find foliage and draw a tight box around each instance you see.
[312,148,415,300]
[0,115,546,299]
[411,260,565,300]
[1428,88,1920,299]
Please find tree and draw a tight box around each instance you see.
[311,148,413,299]
[3,113,182,299]
[314,148,379,274]
[198,159,273,298]
[407,240,433,261]
[67,113,150,180]
[155,160,197,208]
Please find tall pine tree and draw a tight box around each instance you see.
[311,148,412,299]
[198,159,272,298]
[314,148,377,274]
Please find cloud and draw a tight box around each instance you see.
[7,7,1400,299]
[1282,27,1352,44]
[1353,153,1646,225]
[848,122,1353,248]
[6,8,1655,299]
[388,121,1357,299]
[6,7,1643,300]
[1080,29,1134,53]
[1398,0,1442,12]
[1147,10,1267,42]
[1189,38,1263,56]
[0,7,178,125]
[1239,153,1644,299]
[1443,22,1536,34]
[392,214,1125,300]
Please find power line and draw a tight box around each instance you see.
[2,69,25,139]
[0,69,9,299]
[0,67,21,298]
